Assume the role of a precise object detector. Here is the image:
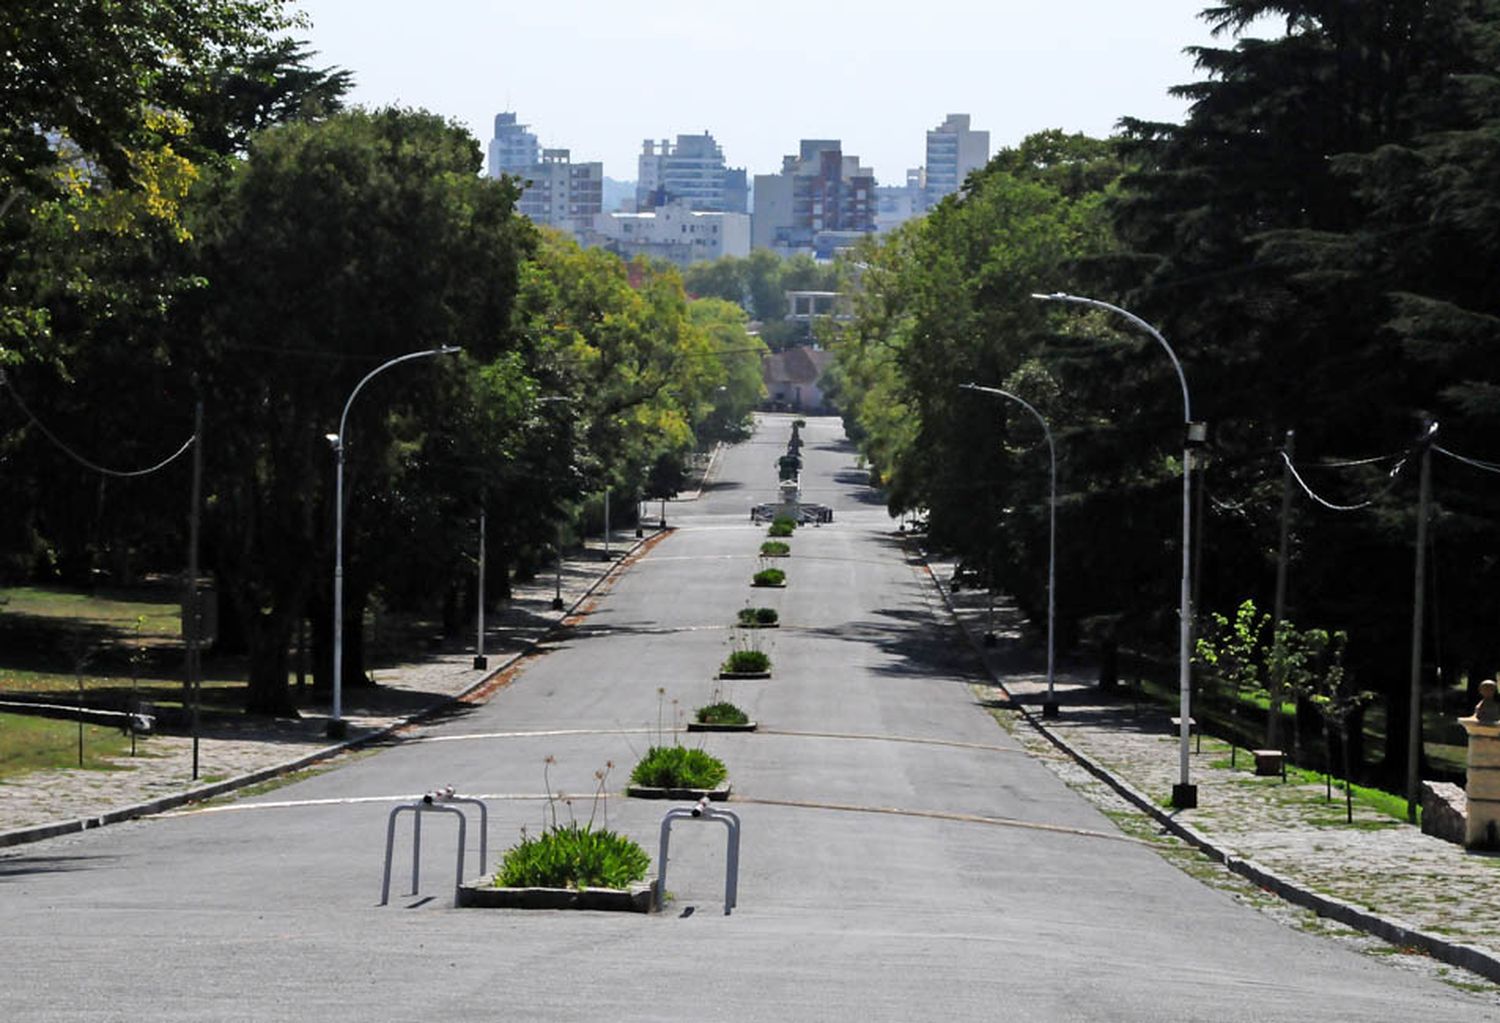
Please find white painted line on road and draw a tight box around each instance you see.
[411,727,656,743]
[161,791,583,816]
[736,796,1147,847]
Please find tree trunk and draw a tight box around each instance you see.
[212,584,248,656]
[243,608,298,717]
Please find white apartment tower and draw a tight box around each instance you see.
[924,113,989,210]
[636,132,748,213]
[488,113,603,239]
[488,112,539,177]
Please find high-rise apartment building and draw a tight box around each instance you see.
[924,113,989,210]
[488,112,539,177]
[488,113,602,238]
[636,133,748,213]
[751,140,876,258]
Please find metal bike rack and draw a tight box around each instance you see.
[657,798,742,916]
[380,787,488,906]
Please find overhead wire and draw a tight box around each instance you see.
[1435,445,1500,475]
[0,368,196,478]
[1277,448,1409,513]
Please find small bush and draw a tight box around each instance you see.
[495,823,650,890]
[723,649,770,673]
[630,745,728,789]
[760,541,790,556]
[737,606,780,626]
[768,515,797,537]
[696,702,749,726]
[753,568,786,587]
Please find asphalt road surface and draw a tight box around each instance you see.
[2,413,1493,1021]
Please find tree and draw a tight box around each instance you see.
[833,133,1121,639]
[1112,0,1500,783]
[184,108,530,714]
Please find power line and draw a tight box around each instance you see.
[1278,448,1409,512]
[0,369,196,478]
[1435,445,1500,475]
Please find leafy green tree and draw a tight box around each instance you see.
[184,108,530,714]
[833,133,1120,638]
[1113,0,1500,783]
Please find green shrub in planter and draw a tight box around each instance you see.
[495,823,650,890]
[722,649,770,674]
[753,568,786,587]
[695,702,749,726]
[630,746,728,789]
[760,540,790,556]
[768,515,797,537]
[737,606,779,627]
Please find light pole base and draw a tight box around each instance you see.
[472,655,488,670]
[325,718,349,740]
[635,527,644,538]
[1171,783,1198,810]
[551,596,565,611]
[1042,699,1060,719]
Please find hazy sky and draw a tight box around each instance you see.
[288,1,1252,185]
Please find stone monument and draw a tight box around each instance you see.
[1460,679,1500,849]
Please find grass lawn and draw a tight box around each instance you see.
[0,712,147,782]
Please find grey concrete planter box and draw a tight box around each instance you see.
[687,720,757,733]
[626,783,732,801]
[458,878,657,913]
[718,669,770,680]
[750,581,786,588]
[734,621,780,629]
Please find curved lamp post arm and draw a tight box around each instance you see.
[1031,291,1199,808]
[1031,293,1190,423]
[327,344,461,736]
[338,346,463,442]
[961,383,1058,714]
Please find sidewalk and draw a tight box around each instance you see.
[0,526,660,845]
[921,548,1500,985]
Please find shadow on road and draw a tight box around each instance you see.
[0,853,118,881]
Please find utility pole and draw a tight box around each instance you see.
[1407,420,1438,823]
[1270,429,1295,749]
[186,399,204,780]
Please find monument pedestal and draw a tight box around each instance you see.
[1460,716,1500,849]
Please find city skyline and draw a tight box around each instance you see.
[288,0,1262,185]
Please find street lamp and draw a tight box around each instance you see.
[327,345,461,738]
[1033,292,1204,809]
[961,382,1059,719]
[473,505,488,670]
[530,394,577,612]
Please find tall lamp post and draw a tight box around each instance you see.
[326,345,461,738]
[961,383,1059,718]
[1033,293,1204,809]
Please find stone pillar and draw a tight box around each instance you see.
[1461,679,1500,849]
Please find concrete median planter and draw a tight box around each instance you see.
[686,720,757,733]
[458,878,657,912]
[718,669,770,680]
[751,580,786,588]
[626,783,732,801]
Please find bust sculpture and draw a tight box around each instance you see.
[1474,679,1500,724]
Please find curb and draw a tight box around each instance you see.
[909,537,1500,986]
[0,533,651,852]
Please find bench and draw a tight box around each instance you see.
[1170,716,1201,754]
[1252,749,1284,777]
